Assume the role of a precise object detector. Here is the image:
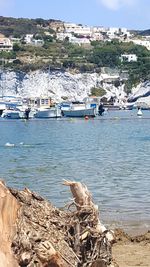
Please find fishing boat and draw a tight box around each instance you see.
[34,106,61,118]
[62,102,96,118]
[62,107,96,117]
[1,109,25,119]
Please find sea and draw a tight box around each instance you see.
[0,109,150,234]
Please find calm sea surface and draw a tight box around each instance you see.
[0,109,150,234]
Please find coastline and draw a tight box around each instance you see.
[105,219,150,266]
[105,219,150,237]
[113,229,150,267]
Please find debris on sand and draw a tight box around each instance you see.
[0,180,117,267]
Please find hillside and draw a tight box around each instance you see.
[0,16,150,92]
[0,16,59,37]
[139,29,150,36]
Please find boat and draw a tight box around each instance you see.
[1,109,25,119]
[137,108,142,117]
[62,105,96,118]
[62,107,96,117]
[34,106,61,118]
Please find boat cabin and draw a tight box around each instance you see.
[26,97,52,108]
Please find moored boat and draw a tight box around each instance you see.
[1,109,25,119]
[34,106,61,118]
[137,108,143,116]
[62,107,96,117]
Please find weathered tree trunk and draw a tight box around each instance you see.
[0,181,19,267]
[0,180,116,267]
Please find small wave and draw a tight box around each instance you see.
[21,144,35,147]
[4,142,47,148]
[19,142,33,147]
[5,142,15,147]
[19,143,39,148]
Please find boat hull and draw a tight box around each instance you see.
[34,108,61,118]
[62,108,96,117]
[1,110,25,119]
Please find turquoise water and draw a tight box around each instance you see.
[0,109,150,233]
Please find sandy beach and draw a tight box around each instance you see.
[113,229,150,267]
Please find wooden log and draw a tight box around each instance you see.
[0,181,19,267]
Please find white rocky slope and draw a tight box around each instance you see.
[129,81,150,101]
[0,69,149,104]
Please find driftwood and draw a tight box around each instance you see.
[63,180,115,267]
[0,180,117,267]
[63,180,114,239]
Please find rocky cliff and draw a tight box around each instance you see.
[0,69,149,104]
[0,69,125,101]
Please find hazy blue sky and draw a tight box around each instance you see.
[0,0,149,30]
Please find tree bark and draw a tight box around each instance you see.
[0,181,19,267]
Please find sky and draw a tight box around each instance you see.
[0,0,150,30]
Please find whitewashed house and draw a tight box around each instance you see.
[64,23,92,37]
[32,39,44,46]
[131,39,150,50]
[56,32,73,41]
[0,34,13,51]
[24,34,34,44]
[120,54,138,62]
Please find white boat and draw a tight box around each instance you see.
[62,106,96,118]
[1,109,25,119]
[137,108,142,116]
[34,106,62,118]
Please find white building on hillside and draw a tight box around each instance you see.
[24,34,34,44]
[120,54,138,62]
[0,34,13,51]
[90,32,104,41]
[131,39,150,50]
[64,23,92,37]
[57,32,90,45]
[56,32,73,41]
[92,26,108,33]
[32,39,44,46]
[69,36,90,45]
[107,27,119,39]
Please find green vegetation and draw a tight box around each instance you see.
[0,16,149,91]
[90,87,106,97]
[0,16,56,37]
[3,38,150,90]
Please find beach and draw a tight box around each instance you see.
[113,229,150,267]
